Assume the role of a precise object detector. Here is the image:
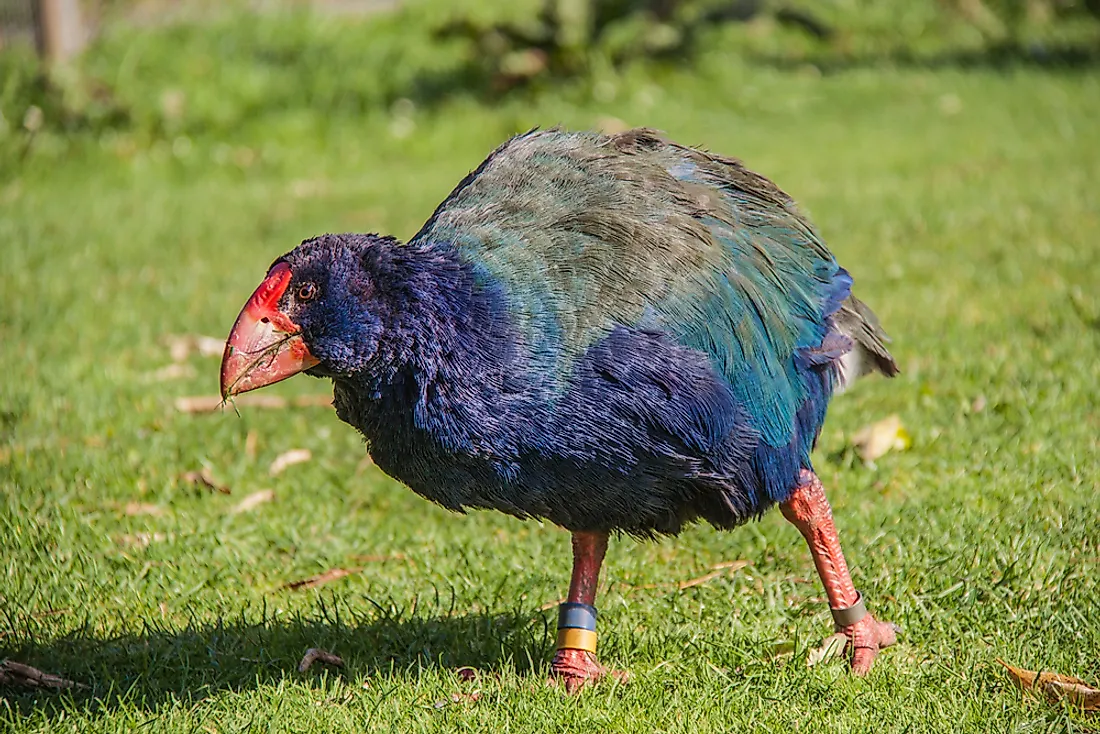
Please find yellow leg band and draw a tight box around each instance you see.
[556,628,598,654]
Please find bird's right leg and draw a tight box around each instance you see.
[550,531,624,692]
[780,469,898,675]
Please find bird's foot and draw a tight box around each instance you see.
[839,614,899,675]
[549,649,628,693]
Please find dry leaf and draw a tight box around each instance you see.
[269,449,312,476]
[180,468,230,494]
[998,659,1100,711]
[230,489,274,514]
[0,660,87,690]
[850,414,911,464]
[298,648,344,673]
[284,567,361,591]
[807,633,847,668]
[124,502,166,516]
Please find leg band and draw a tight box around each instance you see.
[556,628,598,653]
[830,591,868,629]
[556,603,598,653]
[558,602,597,631]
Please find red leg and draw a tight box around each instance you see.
[550,531,625,692]
[781,470,898,675]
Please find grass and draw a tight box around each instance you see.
[2,3,1100,732]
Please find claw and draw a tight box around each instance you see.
[549,648,628,693]
[842,615,898,675]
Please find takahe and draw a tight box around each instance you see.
[220,128,899,690]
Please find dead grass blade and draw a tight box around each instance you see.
[998,659,1100,711]
[176,394,333,414]
[181,468,230,494]
[230,489,275,514]
[0,660,87,690]
[269,449,312,476]
[124,502,166,516]
[298,648,345,673]
[626,560,751,592]
[284,567,362,591]
[115,532,168,548]
[165,334,225,362]
[145,364,196,382]
[348,553,410,564]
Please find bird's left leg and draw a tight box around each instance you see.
[781,469,898,675]
[549,531,625,692]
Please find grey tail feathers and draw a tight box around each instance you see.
[834,295,899,390]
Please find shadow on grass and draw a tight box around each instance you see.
[2,601,551,720]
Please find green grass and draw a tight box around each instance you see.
[2,4,1100,732]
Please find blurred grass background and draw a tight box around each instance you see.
[1,1,1099,731]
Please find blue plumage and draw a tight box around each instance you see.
[261,128,896,536]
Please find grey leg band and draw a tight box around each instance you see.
[830,591,868,629]
[558,602,598,631]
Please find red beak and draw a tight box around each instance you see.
[220,262,320,399]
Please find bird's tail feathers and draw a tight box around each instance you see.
[833,295,899,391]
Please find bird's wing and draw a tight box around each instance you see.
[410,128,861,448]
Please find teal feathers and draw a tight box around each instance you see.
[413,128,880,449]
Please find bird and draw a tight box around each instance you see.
[220,127,899,691]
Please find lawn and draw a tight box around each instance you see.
[2,2,1099,731]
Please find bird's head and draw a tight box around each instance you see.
[220,234,395,399]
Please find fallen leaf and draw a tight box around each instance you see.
[807,633,847,668]
[850,414,911,464]
[124,502,166,516]
[269,449,312,476]
[456,666,478,682]
[0,660,87,690]
[998,659,1100,711]
[230,489,274,514]
[284,567,361,591]
[180,468,230,494]
[298,648,344,673]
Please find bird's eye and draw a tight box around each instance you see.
[297,283,317,301]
